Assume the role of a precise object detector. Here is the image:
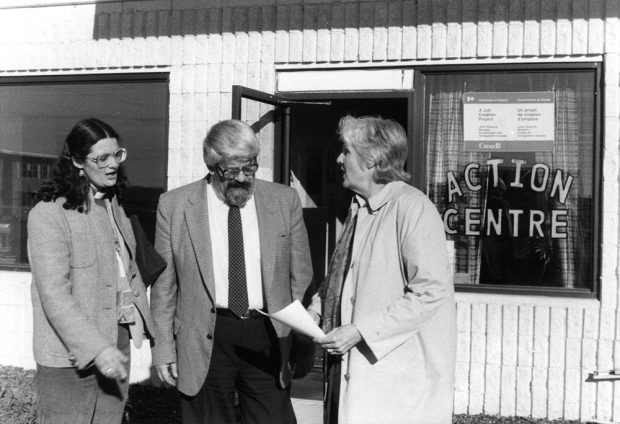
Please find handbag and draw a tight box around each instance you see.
[129,214,166,287]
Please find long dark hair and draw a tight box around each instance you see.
[34,118,127,212]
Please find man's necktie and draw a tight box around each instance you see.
[228,205,249,317]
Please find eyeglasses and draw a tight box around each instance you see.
[85,148,127,168]
[215,161,259,180]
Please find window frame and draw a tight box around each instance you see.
[0,72,170,272]
[414,62,603,298]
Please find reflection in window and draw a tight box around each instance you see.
[425,69,597,290]
[0,74,168,268]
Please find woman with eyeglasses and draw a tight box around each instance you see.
[27,118,156,423]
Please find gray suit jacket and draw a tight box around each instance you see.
[28,196,155,369]
[150,178,313,396]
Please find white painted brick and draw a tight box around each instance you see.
[220,94,232,120]
[192,146,206,178]
[502,304,518,366]
[572,1,588,55]
[373,3,388,61]
[181,65,196,93]
[515,366,532,416]
[589,0,605,54]
[583,308,600,339]
[454,390,469,414]
[517,332,533,367]
[195,64,208,93]
[564,368,581,420]
[549,311,567,370]
[246,61,261,90]
[221,63,234,92]
[259,62,275,92]
[302,5,317,64]
[329,3,345,62]
[180,147,193,177]
[446,22,462,59]
[605,84,620,118]
[457,302,472,333]
[235,8,249,64]
[261,7,276,64]
[580,369,596,421]
[168,147,181,179]
[471,332,487,363]
[207,63,221,92]
[168,120,182,151]
[288,5,303,64]
[605,1,620,53]
[597,339,614,370]
[523,0,540,56]
[476,0,493,58]
[344,3,359,62]
[533,306,550,367]
[507,0,524,57]
[206,92,221,125]
[540,12,555,55]
[483,364,501,414]
[531,367,548,418]
[455,360,470,391]
[581,338,598,368]
[519,305,534,334]
[402,0,417,60]
[457,330,471,363]
[486,303,501,334]
[486,333,502,365]
[472,303,487,332]
[565,337,582,369]
[233,62,247,87]
[567,307,583,338]
[461,19,476,58]
[417,0,432,59]
[316,4,331,63]
[194,93,207,122]
[222,9,236,64]
[599,308,616,340]
[358,3,374,62]
[387,1,403,61]
[208,11,223,64]
[247,9,262,64]
[547,367,564,419]
[596,381,614,423]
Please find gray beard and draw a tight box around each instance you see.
[224,186,253,207]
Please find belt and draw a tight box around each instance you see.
[216,308,265,319]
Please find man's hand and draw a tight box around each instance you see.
[315,324,362,355]
[94,346,129,381]
[155,362,178,386]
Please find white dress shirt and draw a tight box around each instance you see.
[206,181,263,310]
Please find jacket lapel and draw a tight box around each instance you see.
[185,180,216,298]
[254,181,277,300]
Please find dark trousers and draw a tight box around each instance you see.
[179,312,296,424]
[35,325,130,424]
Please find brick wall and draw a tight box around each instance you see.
[0,0,619,421]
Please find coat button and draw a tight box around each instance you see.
[344,373,351,381]
[210,307,215,313]
[133,289,140,297]
[207,334,213,340]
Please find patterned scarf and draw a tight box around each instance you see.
[318,201,359,333]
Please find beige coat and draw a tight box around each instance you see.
[334,181,456,424]
[28,195,155,369]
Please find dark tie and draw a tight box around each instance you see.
[228,205,249,317]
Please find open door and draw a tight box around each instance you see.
[231,85,292,184]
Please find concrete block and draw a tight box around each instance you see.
[566,307,583,338]
[222,16,236,64]
[207,17,223,64]
[483,364,501,414]
[259,62,275,92]
[540,17,556,56]
[547,367,564,419]
[457,302,472,332]
[563,368,581,420]
[372,2,388,62]
[168,147,181,179]
[387,2,403,61]
[168,120,182,151]
[194,33,209,67]
[358,9,374,62]
[275,5,290,63]
[597,339,614,370]
[500,366,516,415]
[402,0,417,60]
[471,332,486,363]
[531,367,548,418]
[330,3,345,62]
[581,338,597,368]
[533,306,550,367]
[522,0,540,56]
[565,337,582,368]
[316,4,331,63]
[206,92,221,124]
[517,332,533,367]
[583,307,600,339]
[572,18,588,54]
[220,63,234,92]
[605,1,620,53]
[502,305,518,365]
[579,369,596,421]
[416,0,432,59]
[454,390,469,414]
[507,0,524,57]
[515,366,532,416]
[588,0,605,54]
[233,62,247,87]
[261,11,276,64]
[288,6,303,63]
[455,360,470,392]
[457,330,471,363]
[220,94,232,120]
[344,3,359,62]
[472,303,487,332]
[302,5,317,64]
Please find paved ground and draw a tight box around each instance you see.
[291,359,323,424]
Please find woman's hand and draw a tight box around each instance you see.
[315,324,362,356]
[94,346,129,381]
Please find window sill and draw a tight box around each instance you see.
[455,288,600,309]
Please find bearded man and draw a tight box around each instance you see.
[150,119,313,424]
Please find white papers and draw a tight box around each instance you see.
[258,300,325,339]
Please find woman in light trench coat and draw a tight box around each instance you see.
[308,115,456,424]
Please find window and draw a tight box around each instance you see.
[0,73,169,270]
[419,64,601,295]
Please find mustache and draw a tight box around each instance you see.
[227,180,252,189]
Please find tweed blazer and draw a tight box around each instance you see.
[150,177,313,397]
[28,195,156,369]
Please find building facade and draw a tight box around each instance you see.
[0,0,619,422]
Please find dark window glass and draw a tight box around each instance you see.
[423,68,598,292]
[0,74,168,269]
